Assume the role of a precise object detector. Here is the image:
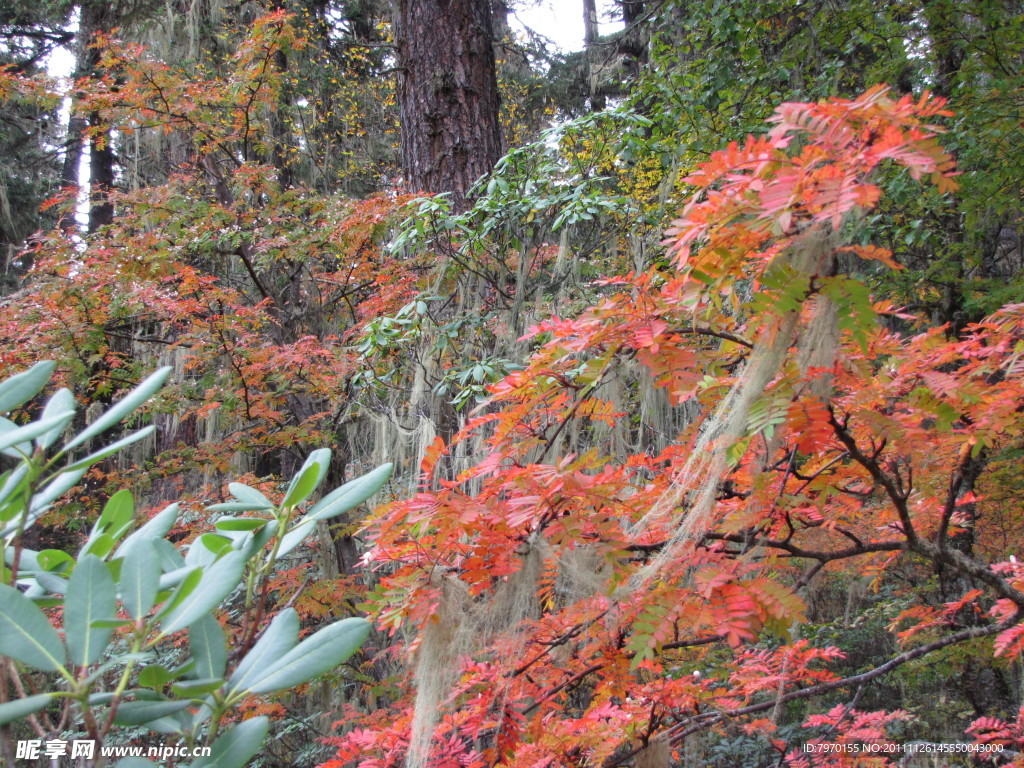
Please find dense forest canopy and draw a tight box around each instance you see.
[1,1,1024,767]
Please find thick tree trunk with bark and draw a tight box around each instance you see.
[395,0,502,211]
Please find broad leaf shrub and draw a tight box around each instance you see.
[327,88,1024,767]
[0,363,389,767]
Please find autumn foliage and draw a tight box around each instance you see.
[327,87,1024,768]
[2,8,1024,766]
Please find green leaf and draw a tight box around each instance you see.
[117,503,179,559]
[153,538,185,572]
[33,570,68,594]
[95,490,135,541]
[0,418,32,459]
[281,448,331,508]
[0,463,29,515]
[63,426,157,473]
[36,388,76,450]
[121,539,159,619]
[0,583,66,672]
[82,533,116,559]
[138,664,173,690]
[158,565,198,591]
[190,716,269,768]
[36,549,74,572]
[206,502,267,513]
[30,466,88,513]
[112,699,191,726]
[228,609,298,696]
[227,483,274,510]
[199,533,232,555]
[275,518,315,558]
[0,693,53,726]
[156,567,202,625]
[65,554,117,666]
[190,614,227,680]
[170,678,223,697]
[91,618,134,629]
[64,366,171,452]
[243,617,370,694]
[159,550,246,636]
[0,361,55,414]
[213,517,269,532]
[0,413,75,456]
[307,463,393,522]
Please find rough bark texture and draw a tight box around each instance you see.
[396,0,502,211]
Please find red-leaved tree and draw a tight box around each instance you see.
[328,87,1024,768]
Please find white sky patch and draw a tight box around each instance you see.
[511,0,624,53]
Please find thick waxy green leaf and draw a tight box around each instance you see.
[85,490,135,553]
[243,617,370,694]
[275,464,394,559]
[30,466,88,513]
[36,387,75,450]
[0,463,29,515]
[112,699,191,726]
[91,618,133,629]
[0,583,66,671]
[213,517,269,532]
[281,448,331,508]
[171,679,223,696]
[158,565,197,591]
[0,361,55,414]
[190,716,269,768]
[189,614,227,680]
[118,758,159,768]
[307,463,393,522]
[0,413,75,456]
[0,417,33,459]
[250,519,278,551]
[160,550,246,636]
[117,503,179,559]
[275,519,316,558]
[81,533,115,559]
[33,570,68,594]
[144,714,188,735]
[65,554,117,666]
[63,426,156,473]
[170,678,223,697]
[153,538,185,571]
[102,489,135,528]
[227,483,274,510]
[155,567,202,624]
[138,665,173,690]
[0,693,53,726]
[36,549,74,571]
[121,539,159,619]
[199,533,232,555]
[228,609,298,695]
[64,366,171,452]
[205,502,266,513]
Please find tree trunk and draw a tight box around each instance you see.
[583,0,606,111]
[395,0,502,211]
[62,0,118,233]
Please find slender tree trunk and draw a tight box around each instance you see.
[583,0,605,111]
[395,0,502,211]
